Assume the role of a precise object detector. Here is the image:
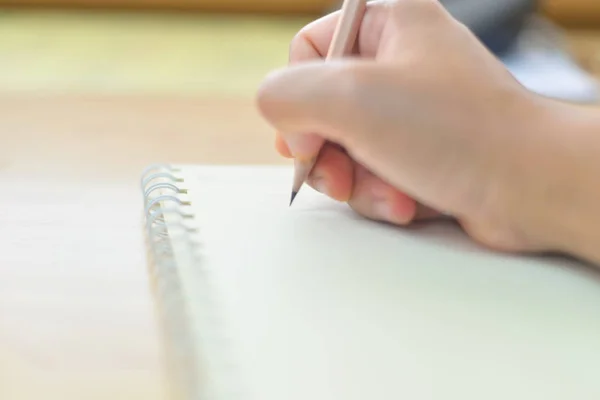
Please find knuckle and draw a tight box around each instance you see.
[288,31,304,63]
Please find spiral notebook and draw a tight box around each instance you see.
[141,164,600,400]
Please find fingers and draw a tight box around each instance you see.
[262,61,443,225]
[278,0,391,160]
[307,146,422,225]
[275,133,292,158]
[289,0,390,63]
[308,143,353,202]
[258,60,387,158]
[348,164,417,225]
[264,0,454,228]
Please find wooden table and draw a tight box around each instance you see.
[0,94,285,400]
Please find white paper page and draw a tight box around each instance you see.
[172,165,600,400]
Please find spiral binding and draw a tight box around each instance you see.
[141,164,245,400]
[141,164,200,400]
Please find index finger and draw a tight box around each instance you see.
[289,0,390,63]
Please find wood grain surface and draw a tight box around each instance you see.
[0,94,287,400]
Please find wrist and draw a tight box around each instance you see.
[508,96,600,264]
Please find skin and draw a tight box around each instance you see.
[256,0,600,266]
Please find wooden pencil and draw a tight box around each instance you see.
[290,0,368,205]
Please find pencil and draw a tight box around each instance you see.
[289,0,368,206]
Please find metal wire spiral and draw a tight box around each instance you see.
[141,164,244,400]
[141,164,202,400]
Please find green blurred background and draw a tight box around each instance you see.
[0,1,599,97]
[0,10,312,96]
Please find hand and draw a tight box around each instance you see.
[256,0,560,255]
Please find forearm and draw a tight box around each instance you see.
[524,99,600,265]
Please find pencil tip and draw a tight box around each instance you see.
[289,191,298,206]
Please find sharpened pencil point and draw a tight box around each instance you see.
[290,191,298,206]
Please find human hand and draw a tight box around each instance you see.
[257,0,558,254]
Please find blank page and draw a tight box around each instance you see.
[167,165,600,400]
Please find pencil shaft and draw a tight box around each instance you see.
[327,0,367,60]
[290,0,367,203]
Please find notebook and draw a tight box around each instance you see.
[141,163,600,400]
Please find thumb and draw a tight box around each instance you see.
[256,60,379,160]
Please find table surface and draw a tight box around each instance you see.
[0,94,286,400]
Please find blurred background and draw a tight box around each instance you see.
[0,0,598,98]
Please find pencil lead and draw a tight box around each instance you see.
[289,191,298,206]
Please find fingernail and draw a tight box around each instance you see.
[373,200,396,223]
[311,177,329,196]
